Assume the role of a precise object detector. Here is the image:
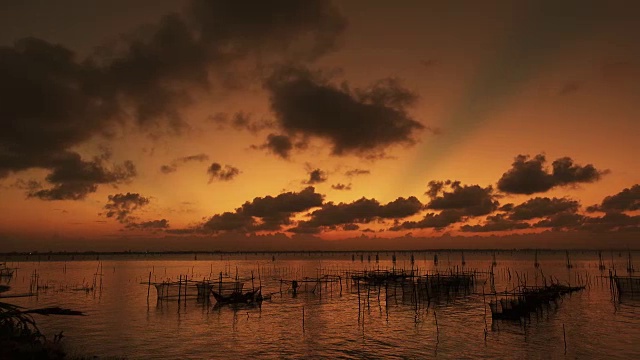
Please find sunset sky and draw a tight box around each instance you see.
[1,0,639,251]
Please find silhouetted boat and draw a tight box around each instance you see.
[211,287,262,304]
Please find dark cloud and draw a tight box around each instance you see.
[202,211,254,232]
[252,133,296,159]
[586,184,640,213]
[581,212,640,232]
[331,183,351,191]
[160,153,209,174]
[552,157,608,186]
[345,169,370,176]
[509,197,580,220]
[499,203,514,212]
[202,186,324,232]
[125,219,170,231]
[304,168,327,184]
[292,196,422,233]
[240,186,324,217]
[188,0,347,61]
[1,0,346,195]
[342,223,359,231]
[0,38,120,181]
[28,153,136,200]
[497,155,554,194]
[209,111,273,133]
[104,0,347,129]
[533,212,585,230]
[391,180,498,231]
[558,81,581,95]
[497,154,607,195]
[460,213,530,233]
[425,180,499,216]
[10,179,42,192]
[160,165,178,174]
[391,209,465,231]
[264,65,425,157]
[103,193,150,223]
[207,162,240,182]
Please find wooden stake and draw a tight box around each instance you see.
[147,271,152,303]
[563,323,567,355]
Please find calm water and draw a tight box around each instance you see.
[1,251,639,359]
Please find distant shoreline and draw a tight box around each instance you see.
[0,248,636,257]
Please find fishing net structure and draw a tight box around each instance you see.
[152,279,244,300]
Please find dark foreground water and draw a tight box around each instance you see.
[1,250,639,359]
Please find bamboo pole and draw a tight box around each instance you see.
[147,271,151,303]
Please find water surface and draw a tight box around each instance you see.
[1,250,639,359]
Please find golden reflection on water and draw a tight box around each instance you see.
[1,251,639,359]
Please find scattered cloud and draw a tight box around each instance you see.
[125,219,170,231]
[460,213,530,232]
[499,203,514,212]
[27,153,136,201]
[345,169,370,176]
[586,184,640,212]
[292,196,422,233]
[160,153,209,174]
[0,0,346,192]
[207,162,240,182]
[208,111,274,133]
[331,183,351,191]
[533,212,585,230]
[581,212,640,232]
[103,193,150,223]
[497,154,607,195]
[425,180,499,216]
[342,223,359,231]
[304,169,328,184]
[392,180,499,231]
[391,209,465,231]
[251,133,309,159]
[508,197,580,220]
[201,186,324,232]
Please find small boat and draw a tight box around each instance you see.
[211,287,262,304]
[0,263,15,277]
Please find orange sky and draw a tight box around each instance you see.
[0,0,639,251]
